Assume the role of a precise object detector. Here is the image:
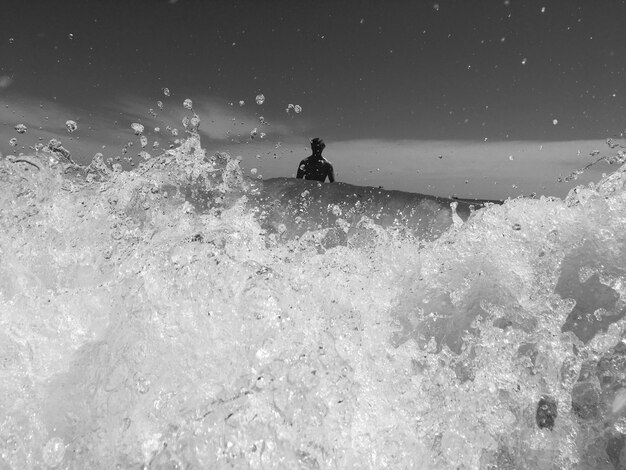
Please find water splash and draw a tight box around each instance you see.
[0,134,625,469]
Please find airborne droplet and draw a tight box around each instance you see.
[255,94,265,105]
[14,123,27,134]
[65,120,78,133]
[163,88,171,97]
[183,98,193,110]
[131,123,144,135]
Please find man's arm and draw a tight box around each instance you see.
[327,163,335,183]
[296,161,305,179]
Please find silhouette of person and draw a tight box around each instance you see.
[296,138,335,182]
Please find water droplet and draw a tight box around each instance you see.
[14,123,27,134]
[8,38,14,44]
[183,98,193,110]
[65,120,78,133]
[140,135,148,148]
[68,33,74,40]
[189,114,200,131]
[9,137,18,147]
[154,127,160,133]
[433,3,440,11]
[541,6,546,13]
[294,105,302,114]
[521,58,527,65]
[42,437,66,467]
[255,94,265,105]
[163,88,171,97]
[508,155,514,161]
[239,100,245,106]
[259,132,266,139]
[552,119,558,125]
[157,100,163,109]
[131,123,144,135]
[251,168,257,175]
[171,128,179,137]
[250,128,258,138]
[152,141,160,149]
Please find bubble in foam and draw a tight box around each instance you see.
[9,137,18,147]
[255,94,265,105]
[190,114,200,129]
[183,98,193,110]
[615,416,626,434]
[14,123,27,134]
[65,120,78,133]
[163,88,171,97]
[42,437,65,467]
[131,123,145,135]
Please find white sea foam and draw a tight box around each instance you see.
[0,134,625,469]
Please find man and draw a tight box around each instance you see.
[296,138,335,182]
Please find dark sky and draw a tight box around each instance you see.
[1,0,625,198]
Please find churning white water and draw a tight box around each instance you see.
[1,133,626,469]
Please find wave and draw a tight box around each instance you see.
[247,177,500,242]
[1,135,625,469]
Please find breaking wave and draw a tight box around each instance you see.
[1,134,626,469]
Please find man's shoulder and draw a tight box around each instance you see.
[322,157,333,166]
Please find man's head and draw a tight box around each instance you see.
[310,137,326,153]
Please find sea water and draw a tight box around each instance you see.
[1,133,625,469]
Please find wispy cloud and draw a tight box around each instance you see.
[113,94,309,144]
[0,93,311,164]
[321,139,620,199]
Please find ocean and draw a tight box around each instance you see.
[1,133,625,469]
